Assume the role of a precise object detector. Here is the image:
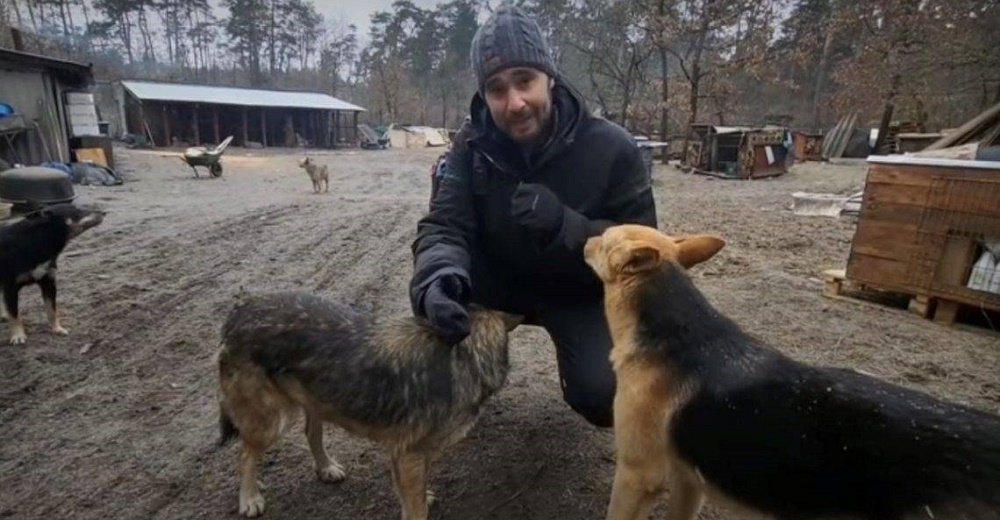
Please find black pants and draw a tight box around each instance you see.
[469,255,615,428]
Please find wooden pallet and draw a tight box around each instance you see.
[822,269,965,325]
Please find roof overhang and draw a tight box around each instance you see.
[120,80,366,112]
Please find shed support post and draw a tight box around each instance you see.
[192,104,200,146]
[261,108,267,147]
[213,105,220,144]
[163,104,170,147]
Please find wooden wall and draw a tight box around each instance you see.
[846,159,1000,314]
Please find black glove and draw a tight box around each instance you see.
[420,273,471,346]
[510,183,565,237]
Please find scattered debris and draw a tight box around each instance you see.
[924,101,1000,152]
[791,190,863,218]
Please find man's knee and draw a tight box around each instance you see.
[562,377,615,428]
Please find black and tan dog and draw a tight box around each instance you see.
[297,157,329,194]
[0,203,105,344]
[216,291,520,519]
[583,224,1000,520]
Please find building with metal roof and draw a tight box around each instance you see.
[117,80,366,149]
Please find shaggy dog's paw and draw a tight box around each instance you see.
[316,463,346,483]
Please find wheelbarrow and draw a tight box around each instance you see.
[180,135,234,178]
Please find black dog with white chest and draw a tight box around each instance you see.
[0,203,104,344]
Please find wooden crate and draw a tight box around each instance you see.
[792,131,823,162]
[844,155,1000,323]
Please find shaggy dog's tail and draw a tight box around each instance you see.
[217,397,239,447]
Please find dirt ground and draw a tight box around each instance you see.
[1,145,997,520]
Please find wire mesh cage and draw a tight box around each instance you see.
[906,177,1000,306]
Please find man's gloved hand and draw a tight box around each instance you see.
[510,183,565,238]
[420,273,471,346]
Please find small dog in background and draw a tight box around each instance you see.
[297,157,329,194]
[0,203,105,344]
[216,291,520,519]
[584,224,1000,520]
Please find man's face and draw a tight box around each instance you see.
[483,67,554,144]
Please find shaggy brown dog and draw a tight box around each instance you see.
[216,291,520,519]
[584,224,1000,520]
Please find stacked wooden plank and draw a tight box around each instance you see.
[821,112,858,159]
[925,101,1000,151]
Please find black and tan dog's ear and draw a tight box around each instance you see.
[611,244,661,274]
[673,234,725,268]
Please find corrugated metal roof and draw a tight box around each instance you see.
[120,80,365,112]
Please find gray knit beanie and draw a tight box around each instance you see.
[470,3,557,92]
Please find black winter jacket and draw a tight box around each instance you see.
[411,81,658,312]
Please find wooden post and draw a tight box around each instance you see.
[163,104,170,147]
[310,111,317,146]
[908,295,932,318]
[353,111,359,146]
[327,111,334,148]
[213,105,220,144]
[242,108,248,146]
[284,113,295,147]
[261,108,267,147]
[333,111,339,145]
[192,104,200,146]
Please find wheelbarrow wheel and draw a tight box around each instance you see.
[210,162,223,178]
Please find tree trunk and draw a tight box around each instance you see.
[137,7,156,62]
[58,0,70,36]
[441,89,448,128]
[81,0,91,29]
[620,52,641,130]
[269,0,277,75]
[66,0,75,35]
[658,0,669,153]
[121,12,135,64]
[812,20,835,130]
[682,14,710,162]
[10,0,23,27]
[26,0,37,30]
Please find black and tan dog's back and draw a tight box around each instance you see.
[216,291,518,519]
[0,203,104,344]
[584,224,1000,520]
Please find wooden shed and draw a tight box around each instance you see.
[843,155,1000,324]
[118,80,366,149]
[686,125,791,179]
[0,49,95,165]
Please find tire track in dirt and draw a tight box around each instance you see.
[310,200,421,312]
